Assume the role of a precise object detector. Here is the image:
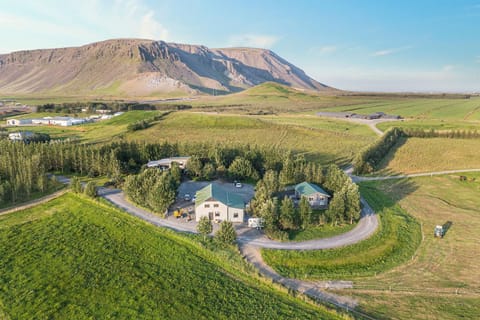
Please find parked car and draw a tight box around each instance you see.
[434,225,444,238]
[235,182,243,188]
[191,195,196,203]
[184,194,191,201]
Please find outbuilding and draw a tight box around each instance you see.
[6,118,32,126]
[195,183,245,223]
[295,181,330,208]
[147,157,190,170]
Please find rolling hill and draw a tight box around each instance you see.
[0,39,332,98]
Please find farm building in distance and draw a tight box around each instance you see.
[295,181,330,208]
[147,157,191,170]
[6,119,33,125]
[195,183,245,223]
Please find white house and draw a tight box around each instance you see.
[8,131,34,141]
[295,181,331,208]
[147,157,190,170]
[6,118,32,126]
[195,183,245,223]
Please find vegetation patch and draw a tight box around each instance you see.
[261,183,421,279]
[0,193,341,319]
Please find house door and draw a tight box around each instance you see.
[208,212,213,220]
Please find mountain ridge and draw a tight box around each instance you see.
[0,38,333,97]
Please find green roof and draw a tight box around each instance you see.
[295,182,330,197]
[195,183,244,209]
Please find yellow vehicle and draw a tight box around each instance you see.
[174,209,182,218]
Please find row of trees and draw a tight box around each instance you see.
[251,164,361,240]
[353,127,405,174]
[403,128,480,139]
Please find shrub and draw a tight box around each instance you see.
[215,221,237,245]
[83,181,97,198]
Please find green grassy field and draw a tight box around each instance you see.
[377,137,480,174]
[261,184,421,279]
[344,174,480,319]
[125,111,375,164]
[288,223,356,242]
[0,193,342,320]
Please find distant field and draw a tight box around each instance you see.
[347,174,480,319]
[378,137,480,174]
[322,97,480,120]
[126,111,376,165]
[0,193,340,319]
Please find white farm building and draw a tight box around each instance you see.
[195,183,245,223]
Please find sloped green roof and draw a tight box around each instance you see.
[295,182,330,197]
[195,183,244,209]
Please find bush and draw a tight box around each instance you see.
[215,221,237,245]
[70,176,82,194]
[83,181,97,198]
[197,216,213,241]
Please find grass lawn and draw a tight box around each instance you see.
[344,174,480,319]
[261,184,421,280]
[0,193,342,320]
[288,223,356,241]
[0,180,64,210]
[126,111,375,165]
[377,137,480,174]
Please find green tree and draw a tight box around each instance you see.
[263,170,280,194]
[84,181,97,198]
[325,189,346,225]
[280,196,296,230]
[215,221,237,245]
[197,216,213,241]
[228,156,258,180]
[187,155,203,178]
[299,197,312,229]
[344,183,361,224]
[70,176,82,194]
[202,163,216,180]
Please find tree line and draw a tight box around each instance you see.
[353,127,405,174]
[403,128,480,139]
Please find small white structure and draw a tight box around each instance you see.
[8,131,34,141]
[96,109,111,114]
[248,217,264,228]
[195,183,245,223]
[6,119,32,126]
[147,157,190,170]
[113,112,124,117]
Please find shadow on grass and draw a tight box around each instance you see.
[359,177,418,212]
[376,136,408,172]
[442,221,453,236]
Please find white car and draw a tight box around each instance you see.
[235,182,243,188]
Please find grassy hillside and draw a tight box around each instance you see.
[0,193,342,319]
[125,111,376,165]
[378,137,480,174]
[347,174,480,319]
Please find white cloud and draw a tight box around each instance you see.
[139,10,168,40]
[228,34,279,49]
[0,0,169,53]
[372,46,412,57]
[315,45,338,54]
[442,65,455,72]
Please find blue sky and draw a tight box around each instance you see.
[0,0,479,92]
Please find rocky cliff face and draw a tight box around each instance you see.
[0,39,331,97]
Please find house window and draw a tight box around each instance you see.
[320,196,325,200]
[309,196,315,201]
[233,213,239,218]
[213,204,219,208]
[204,204,210,208]
[215,212,220,217]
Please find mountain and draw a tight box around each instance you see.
[0,39,332,98]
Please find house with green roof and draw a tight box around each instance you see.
[295,181,330,208]
[195,183,245,223]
